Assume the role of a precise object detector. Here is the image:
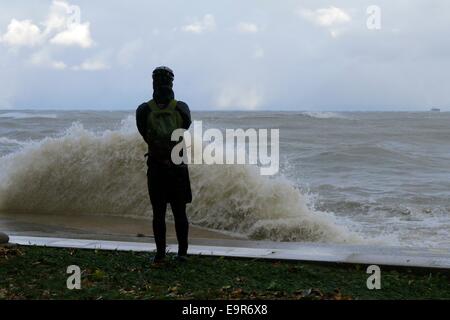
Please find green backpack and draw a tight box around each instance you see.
[146,99,183,161]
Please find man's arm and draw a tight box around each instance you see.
[176,101,192,130]
[136,102,149,144]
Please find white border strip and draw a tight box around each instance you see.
[9,236,450,269]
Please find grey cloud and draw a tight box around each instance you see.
[0,0,449,110]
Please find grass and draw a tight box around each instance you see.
[0,245,449,300]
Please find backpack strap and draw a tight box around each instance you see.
[147,99,157,112]
[148,99,178,112]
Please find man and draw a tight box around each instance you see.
[136,66,192,263]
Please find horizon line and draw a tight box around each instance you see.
[0,107,447,113]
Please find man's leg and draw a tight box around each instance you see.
[170,201,189,256]
[152,201,167,258]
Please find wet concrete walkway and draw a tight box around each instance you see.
[8,235,450,269]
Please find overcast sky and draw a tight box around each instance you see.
[0,0,449,111]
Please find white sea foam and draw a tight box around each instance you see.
[0,137,29,146]
[0,112,58,119]
[302,112,347,119]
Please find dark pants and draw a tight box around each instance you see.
[151,200,189,257]
[147,161,191,257]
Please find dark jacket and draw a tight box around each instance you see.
[136,94,192,204]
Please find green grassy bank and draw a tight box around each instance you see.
[0,245,449,300]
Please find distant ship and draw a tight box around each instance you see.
[430,108,441,112]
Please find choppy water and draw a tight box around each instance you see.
[1,110,449,248]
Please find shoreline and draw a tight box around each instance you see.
[6,235,450,270]
[2,213,450,270]
[0,213,237,241]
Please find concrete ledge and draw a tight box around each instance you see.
[9,235,450,270]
